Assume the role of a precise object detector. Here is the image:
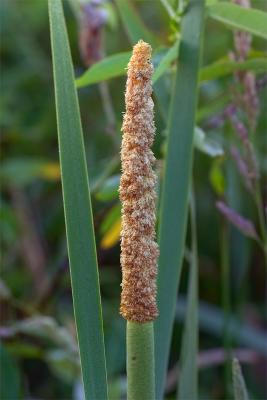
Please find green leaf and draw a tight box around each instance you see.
[207,2,267,40]
[155,1,205,398]
[194,126,224,157]
[114,0,158,48]
[0,343,20,400]
[152,40,179,84]
[76,51,131,88]
[232,358,249,400]
[100,203,121,235]
[210,159,226,196]
[76,44,179,88]
[48,1,108,399]
[200,57,267,82]
[95,174,120,202]
[177,193,198,400]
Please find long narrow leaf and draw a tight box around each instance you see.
[207,2,267,40]
[152,40,180,84]
[76,51,266,90]
[200,57,267,82]
[48,1,108,399]
[232,358,249,400]
[114,0,158,48]
[177,192,198,400]
[76,44,179,89]
[76,51,131,88]
[155,1,205,398]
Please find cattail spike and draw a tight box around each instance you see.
[120,40,159,323]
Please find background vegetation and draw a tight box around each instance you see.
[1,0,266,399]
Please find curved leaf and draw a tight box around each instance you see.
[76,51,131,88]
[207,2,267,39]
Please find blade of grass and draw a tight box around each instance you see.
[200,57,267,82]
[232,358,250,400]
[48,1,108,399]
[220,217,232,398]
[207,2,267,40]
[177,190,198,400]
[76,43,179,89]
[75,51,131,88]
[114,0,158,48]
[154,1,205,398]
[152,40,180,84]
[76,52,267,88]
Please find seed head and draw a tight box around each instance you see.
[119,40,159,323]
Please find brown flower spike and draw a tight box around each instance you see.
[120,40,159,323]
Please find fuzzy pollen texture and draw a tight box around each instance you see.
[120,40,159,323]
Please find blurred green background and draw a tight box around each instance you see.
[0,0,266,399]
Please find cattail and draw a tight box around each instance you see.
[119,40,159,323]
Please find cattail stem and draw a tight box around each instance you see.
[127,322,155,400]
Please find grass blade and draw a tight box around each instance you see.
[0,343,20,400]
[207,2,267,40]
[232,358,249,400]
[76,51,131,88]
[154,1,205,398]
[48,1,108,398]
[75,44,179,89]
[76,53,267,89]
[177,191,198,400]
[114,0,158,48]
[200,57,267,83]
[152,40,180,84]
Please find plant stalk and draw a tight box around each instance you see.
[221,219,232,398]
[127,322,155,400]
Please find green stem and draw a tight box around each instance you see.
[177,189,198,399]
[254,179,267,264]
[221,220,232,398]
[127,322,155,400]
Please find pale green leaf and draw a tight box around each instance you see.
[200,57,267,82]
[114,0,158,48]
[207,2,267,39]
[152,40,179,84]
[194,126,224,157]
[232,358,250,400]
[76,51,131,88]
